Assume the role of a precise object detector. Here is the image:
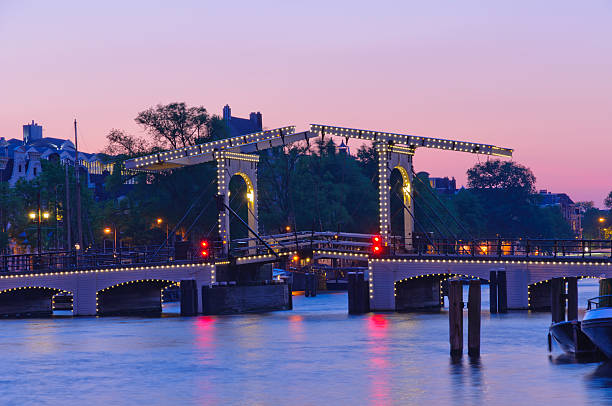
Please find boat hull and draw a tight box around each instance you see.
[550,320,599,355]
[581,315,612,359]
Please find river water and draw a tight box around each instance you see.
[1,280,611,405]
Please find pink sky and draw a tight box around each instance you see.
[1,1,610,206]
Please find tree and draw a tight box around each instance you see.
[467,160,536,195]
[104,129,150,157]
[135,103,210,149]
[575,201,595,212]
[605,191,612,210]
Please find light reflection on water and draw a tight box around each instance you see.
[0,281,611,404]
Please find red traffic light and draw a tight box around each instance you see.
[200,240,210,258]
[371,235,383,256]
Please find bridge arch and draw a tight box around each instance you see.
[96,278,180,315]
[527,275,602,311]
[389,166,413,252]
[0,286,73,317]
[228,171,257,243]
[393,272,487,311]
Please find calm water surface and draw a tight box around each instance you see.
[1,280,611,405]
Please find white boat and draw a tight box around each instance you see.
[581,296,612,359]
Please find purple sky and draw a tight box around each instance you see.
[1,1,610,206]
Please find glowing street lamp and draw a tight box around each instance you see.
[156,217,169,240]
[103,226,117,256]
[28,199,51,254]
[599,217,606,223]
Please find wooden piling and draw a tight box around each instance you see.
[497,271,507,313]
[567,277,578,321]
[180,280,198,316]
[348,272,369,314]
[551,278,565,323]
[449,279,463,358]
[361,272,370,313]
[489,271,498,314]
[310,273,317,297]
[347,272,356,313]
[287,283,293,310]
[305,273,316,297]
[468,280,481,358]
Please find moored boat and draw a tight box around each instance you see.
[549,319,599,355]
[581,296,612,359]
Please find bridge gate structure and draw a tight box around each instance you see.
[123,122,520,312]
[126,123,513,255]
[215,150,259,254]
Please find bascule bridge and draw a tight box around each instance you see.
[0,123,609,317]
[125,123,513,251]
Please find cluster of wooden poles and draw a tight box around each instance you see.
[448,279,481,358]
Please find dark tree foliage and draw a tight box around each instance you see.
[605,191,612,210]
[104,129,150,156]
[582,208,609,239]
[135,103,210,149]
[467,160,536,195]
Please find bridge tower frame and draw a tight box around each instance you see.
[215,151,259,255]
[376,142,414,251]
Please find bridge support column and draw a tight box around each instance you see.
[376,143,414,251]
[215,151,259,256]
[368,260,396,311]
[180,280,198,316]
[376,143,391,244]
[72,274,97,316]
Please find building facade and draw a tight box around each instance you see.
[538,190,582,238]
[0,121,110,189]
[222,105,263,138]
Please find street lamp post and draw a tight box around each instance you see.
[104,225,117,256]
[29,191,50,255]
[600,217,607,239]
[157,218,169,242]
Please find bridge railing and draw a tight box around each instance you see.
[393,236,612,260]
[0,245,179,274]
[230,231,376,257]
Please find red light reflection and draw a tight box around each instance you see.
[367,314,390,406]
[195,316,216,350]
